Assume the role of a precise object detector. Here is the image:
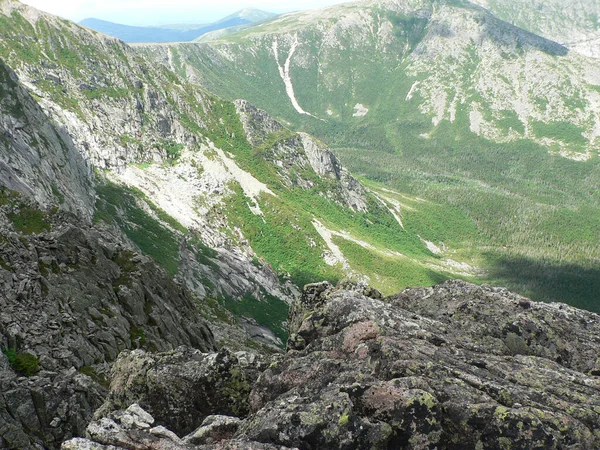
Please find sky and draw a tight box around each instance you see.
[20,0,348,25]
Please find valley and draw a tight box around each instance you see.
[1,0,600,447]
[136,0,600,310]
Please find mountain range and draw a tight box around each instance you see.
[138,0,600,310]
[1,0,600,448]
[79,8,277,43]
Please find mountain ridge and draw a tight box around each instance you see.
[138,0,600,309]
[1,0,600,448]
[78,8,277,43]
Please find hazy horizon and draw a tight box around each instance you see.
[19,0,349,26]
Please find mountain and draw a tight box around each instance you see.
[137,0,600,311]
[193,8,279,42]
[470,0,600,58]
[216,8,277,25]
[1,0,600,448]
[79,8,276,43]
[0,1,467,445]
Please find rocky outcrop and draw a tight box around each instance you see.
[62,404,293,450]
[234,100,368,212]
[0,205,216,448]
[95,347,266,437]
[71,280,600,449]
[0,59,94,219]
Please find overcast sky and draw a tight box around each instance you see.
[20,0,348,25]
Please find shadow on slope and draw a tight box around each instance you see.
[486,253,600,312]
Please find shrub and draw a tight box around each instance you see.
[3,348,40,376]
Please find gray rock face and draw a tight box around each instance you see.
[72,281,600,449]
[1,369,106,450]
[183,415,242,445]
[244,280,600,449]
[0,210,216,448]
[62,404,294,450]
[95,347,267,437]
[0,1,204,173]
[0,59,94,219]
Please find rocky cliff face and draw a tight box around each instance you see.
[0,188,218,449]
[235,99,368,212]
[64,280,600,449]
[0,59,94,219]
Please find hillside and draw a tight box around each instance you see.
[470,0,600,58]
[1,1,600,448]
[136,0,600,311]
[0,0,469,406]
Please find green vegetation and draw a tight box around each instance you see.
[81,86,129,100]
[0,187,21,206]
[1,188,52,235]
[111,250,138,290]
[220,291,289,343]
[201,101,437,292]
[332,237,449,294]
[2,348,40,376]
[95,181,185,276]
[530,121,587,147]
[129,326,147,348]
[79,365,110,388]
[161,139,184,162]
[8,206,52,234]
[222,185,340,287]
[174,13,600,312]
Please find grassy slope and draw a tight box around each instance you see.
[0,4,461,339]
[202,99,449,294]
[158,1,600,311]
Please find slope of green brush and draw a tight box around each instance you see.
[203,99,449,294]
[155,1,600,311]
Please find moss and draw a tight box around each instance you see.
[338,413,350,426]
[0,255,12,271]
[3,348,40,376]
[112,250,137,291]
[0,187,21,206]
[418,392,436,409]
[222,366,251,416]
[494,405,510,420]
[8,207,51,235]
[79,365,110,389]
[504,332,530,356]
[129,326,147,348]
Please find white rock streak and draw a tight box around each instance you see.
[312,219,351,271]
[272,37,320,119]
[371,191,404,229]
[352,103,369,117]
[212,146,276,216]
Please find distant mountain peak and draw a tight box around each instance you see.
[78,8,276,43]
[217,7,277,24]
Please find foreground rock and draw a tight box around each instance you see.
[95,347,267,437]
[0,215,216,449]
[75,281,600,449]
[62,404,294,450]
